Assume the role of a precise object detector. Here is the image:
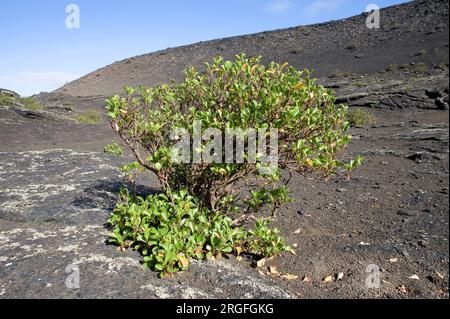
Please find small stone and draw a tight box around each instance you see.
[398,285,408,294]
[401,250,410,258]
[256,258,266,268]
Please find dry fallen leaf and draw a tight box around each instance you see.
[323,275,334,283]
[282,274,299,280]
[358,241,370,246]
[408,275,420,280]
[178,256,189,268]
[292,82,305,90]
[435,272,444,279]
[256,258,266,268]
[388,258,398,263]
[269,266,278,274]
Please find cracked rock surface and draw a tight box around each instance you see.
[0,150,294,299]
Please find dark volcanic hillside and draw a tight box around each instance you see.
[57,0,449,97]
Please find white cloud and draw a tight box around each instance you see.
[304,0,347,16]
[265,0,293,14]
[0,71,79,97]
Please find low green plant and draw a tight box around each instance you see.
[108,189,290,277]
[386,64,399,72]
[346,41,358,50]
[246,186,294,216]
[104,142,124,156]
[247,219,294,257]
[411,62,429,73]
[19,97,44,110]
[0,95,15,107]
[75,109,101,124]
[435,62,449,71]
[0,95,44,110]
[347,109,376,127]
[399,63,429,73]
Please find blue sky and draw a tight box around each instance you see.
[0,0,408,96]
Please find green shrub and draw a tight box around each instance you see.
[104,142,124,156]
[386,64,399,72]
[411,62,429,73]
[75,109,101,124]
[19,97,44,110]
[399,63,429,73]
[435,63,449,71]
[346,41,358,50]
[0,95,44,110]
[347,109,376,127]
[106,54,362,275]
[0,95,15,107]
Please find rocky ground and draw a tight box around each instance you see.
[0,0,449,299]
[0,150,292,298]
[1,68,448,299]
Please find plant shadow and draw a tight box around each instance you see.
[71,178,160,220]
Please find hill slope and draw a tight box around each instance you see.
[57,0,449,97]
